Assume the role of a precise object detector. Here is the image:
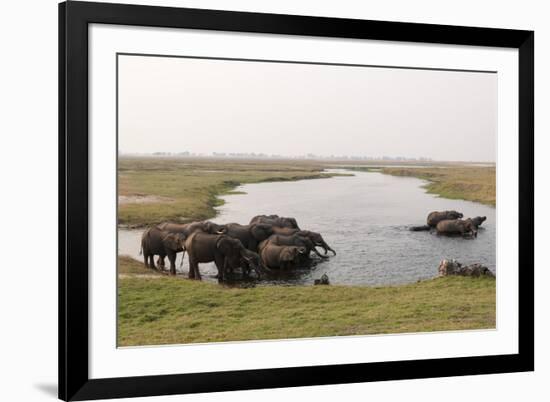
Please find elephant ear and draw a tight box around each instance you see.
[217,236,239,255]
[176,233,187,247]
[280,248,291,262]
[250,224,269,240]
[203,222,215,233]
[163,234,180,250]
[281,247,297,262]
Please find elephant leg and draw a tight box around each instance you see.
[167,252,177,276]
[214,254,225,282]
[188,258,196,279]
[242,260,251,277]
[143,252,149,268]
[148,255,155,270]
[158,256,166,271]
[194,262,202,280]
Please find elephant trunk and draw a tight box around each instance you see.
[317,241,336,256]
[313,247,329,259]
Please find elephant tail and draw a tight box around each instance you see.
[409,225,431,232]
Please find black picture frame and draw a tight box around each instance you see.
[59,1,534,400]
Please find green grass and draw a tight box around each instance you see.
[118,157,348,227]
[379,166,496,206]
[118,158,495,226]
[118,257,496,346]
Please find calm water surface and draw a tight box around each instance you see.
[118,170,495,286]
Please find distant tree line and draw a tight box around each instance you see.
[125,151,433,162]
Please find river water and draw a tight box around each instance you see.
[118,170,496,286]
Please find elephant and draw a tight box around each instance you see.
[272,227,300,236]
[222,222,274,251]
[155,221,226,267]
[466,216,487,229]
[140,226,186,275]
[184,232,261,281]
[225,247,267,277]
[410,210,464,231]
[258,233,329,260]
[298,230,336,255]
[249,214,300,230]
[427,210,464,226]
[271,228,335,255]
[260,244,307,269]
[157,220,226,237]
[435,219,478,238]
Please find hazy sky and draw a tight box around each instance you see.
[118,54,497,162]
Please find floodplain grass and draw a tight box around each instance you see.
[118,157,495,228]
[378,166,496,207]
[118,157,347,227]
[117,158,497,345]
[118,256,496,346]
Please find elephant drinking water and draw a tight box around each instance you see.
[184,232,263,281]
[260,244,307,270]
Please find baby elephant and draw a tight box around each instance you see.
[436,219,478,238]
[260,244,307,269]
[140,226,186,275]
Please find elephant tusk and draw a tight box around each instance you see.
[179,250,186,269]
[314,248,329,259]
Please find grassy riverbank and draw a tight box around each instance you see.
[119,158,495,226]
[118,157,347,227]
[118,257,496,346]
[378,166,496,206]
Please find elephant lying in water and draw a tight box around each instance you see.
[410,210,464,231]
[184,232,264,281]
[260,244,307,269]
[140,227,186,275]
[436,219,478,238]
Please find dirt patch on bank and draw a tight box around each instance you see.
[118,195,175,205]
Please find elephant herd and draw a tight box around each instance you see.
[410,210,487,237]
[140,214,336,281]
